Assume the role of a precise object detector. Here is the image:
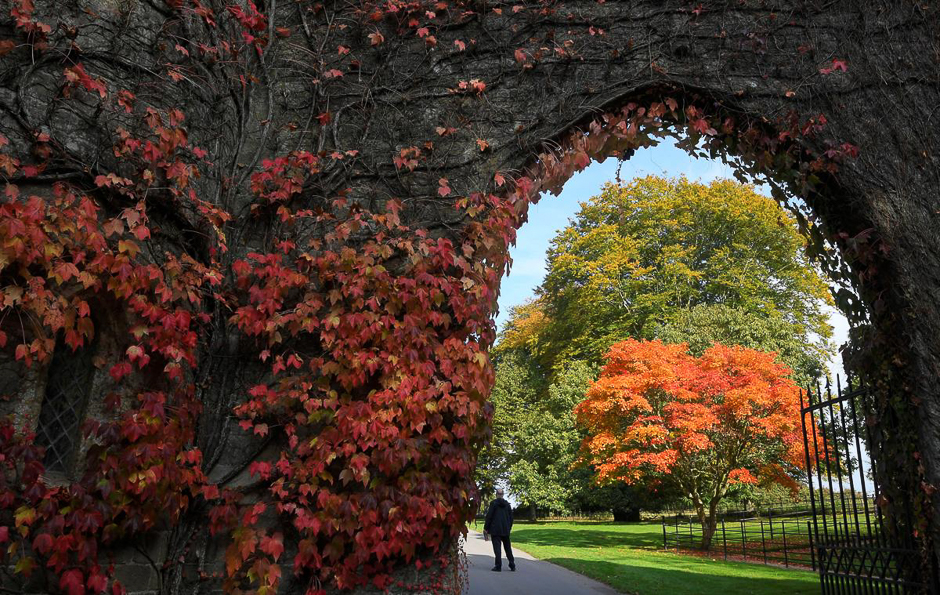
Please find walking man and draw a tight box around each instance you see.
[483,488,515,572]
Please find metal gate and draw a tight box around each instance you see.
[801,378,937,594]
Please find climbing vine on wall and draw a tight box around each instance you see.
[0,0,931,593]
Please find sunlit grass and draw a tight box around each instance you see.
[501,521,820,595]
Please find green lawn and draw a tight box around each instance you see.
[503,521,821,595]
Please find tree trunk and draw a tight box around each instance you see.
[612,507,641,523]
[700,516,719,551]
[695,499,721,551]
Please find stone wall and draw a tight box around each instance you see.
[1,1,938,592]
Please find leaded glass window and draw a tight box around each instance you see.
[34,342,95,474]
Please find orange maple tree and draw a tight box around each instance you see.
[575,339,806,548]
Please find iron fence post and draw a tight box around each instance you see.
[722,517,727,561]
[675,516,680,553]
[760,518,767,564]
[661,517,667,551]
[808,520,815,572]
[741,519,747,560]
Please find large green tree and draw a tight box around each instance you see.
[535,176,833,371]
[657,303,829,386]
[477,354,594,517]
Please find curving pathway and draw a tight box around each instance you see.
[463,530,621,595]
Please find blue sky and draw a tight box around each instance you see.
[494,137,850,380]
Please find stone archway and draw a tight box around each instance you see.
[0,1,937,593]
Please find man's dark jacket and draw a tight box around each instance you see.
[484,497,513,536]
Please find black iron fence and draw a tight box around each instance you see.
[655,495,812,520]
[660,377,938,593]
[662,508,817,568]
[662,494,882,570]
[801,378,937,594]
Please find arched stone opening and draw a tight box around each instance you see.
[479,89,934,579]
[0,2,937,593]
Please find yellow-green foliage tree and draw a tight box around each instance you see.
[532,176,833,375]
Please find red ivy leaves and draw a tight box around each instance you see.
[437,177,452,196]
[10,0,51,39]
[59,569,84,595]
[451,79,486,94]
[0,83,227,594]
[226,1,268,52]
[219,179,499,589]
[63,63,107,99]
[394,146,422,171]
[820,58,848,74]
[260,533,284,561]
[0,4,864,593]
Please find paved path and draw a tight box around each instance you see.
[463,530,620,595]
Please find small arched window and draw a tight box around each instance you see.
[34,341,95,475]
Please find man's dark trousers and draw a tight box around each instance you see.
[491,534,515,570]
